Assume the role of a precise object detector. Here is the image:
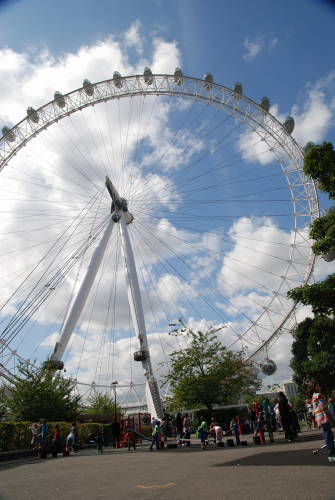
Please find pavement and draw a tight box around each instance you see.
[0,430,334,500]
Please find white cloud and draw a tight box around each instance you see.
[0,30,182,128]
[243,36,263,61]
[243,35,278,61]
[123,20,144,54]
[151,37,181,73]
[292,88,333,145]
[268,38,278,51]
[237,71,335,166]
[270,71,335,147]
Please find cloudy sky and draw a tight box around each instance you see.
[0,0,335,405]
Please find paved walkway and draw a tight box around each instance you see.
[0,430,334,500]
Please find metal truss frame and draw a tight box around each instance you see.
[0,73,319,374]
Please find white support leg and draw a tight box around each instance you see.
[119,213,164,420]
[51,216,115,362]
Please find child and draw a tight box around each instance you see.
[66,430,75,453]
[209,417,217,444]
[182,413,191,447]
[198,417,208,450]
[29,423,39,450]
[253,402,266,444]
[51,424,61,457]
[95,431,104,454]
[214,425,223,446]
[231,417,240,446]
[124,428,136,451]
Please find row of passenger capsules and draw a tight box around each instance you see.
[1,68,295,142]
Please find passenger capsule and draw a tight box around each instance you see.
[27,106,39,123]
[233,82,243,97]
[54,91,66,108]
[143,67,153,85]
[323,248,335,262]
[133,350,147,362]
[113,71,123,88]
[283,116,295,134]
[261,359,277,376]
[1,126,15,142]
[174,67,183,86]
[203,72,213,90]
[260,97,270,112]
[83,79,94,96]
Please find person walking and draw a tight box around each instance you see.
[214,424,223,446]
[150,421,161,451]
[124,428,136,451]
[308,380,335,463]
[253,402,266,444]
[38,419,49,457]
[209,417,217,444]
[327,398,335,425]
[66,430,75,453]
[95,430,104,454]
[29,423,39,451]
[249,405,257,433]
[175,412,183,442]
[289,405,300,437]
[198,417,208,450]
[278,392,295,442]
[183,413,191,446]
[70,422,78,453]
[305,399,315,429]
[231,417,240,446]
[51,424,61,457]
[273,399,282,431]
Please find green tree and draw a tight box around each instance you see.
[287,273,335,317]
[6,363,81,421]
[309,208,335,257]
[304,142,335,199]
[290,317,335,396]
[164,324,260,411]
[287,141,335,394]
[304,142,335,258]
[0,385,9,419]
[84,392,122,416]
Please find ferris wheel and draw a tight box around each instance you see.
[0,69,319,415]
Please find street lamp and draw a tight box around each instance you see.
[111,381,118,420]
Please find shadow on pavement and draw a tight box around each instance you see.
[214,448,333,467]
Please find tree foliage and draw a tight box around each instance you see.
[309,207,335,256]
[305,143,335,257]
[6,363,81,422]
[0,386,8,420]
[83,392,122,416]
[304,142,335,198]
[287,141,335,394]
[290,316,335,396]
[287,273,335,316]
[164,325,260,411]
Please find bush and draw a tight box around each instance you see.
[0,421,112,452]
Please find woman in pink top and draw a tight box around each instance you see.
[307,380,335,462]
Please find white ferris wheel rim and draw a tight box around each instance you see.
[0,73,319,389]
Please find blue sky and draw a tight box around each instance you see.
[1,0,334,145]
[0,0,335,396]
[1,0,335,121]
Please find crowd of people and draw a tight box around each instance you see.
[28,381,335,462]
[29,421,79,457]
